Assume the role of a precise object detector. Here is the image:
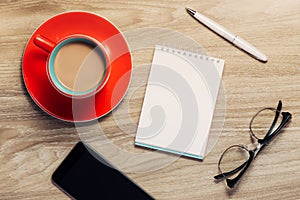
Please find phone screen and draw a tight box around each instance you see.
[52,142,154,200]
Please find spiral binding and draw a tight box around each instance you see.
[156,45,221,63]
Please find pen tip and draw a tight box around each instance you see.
[185,7,196,16]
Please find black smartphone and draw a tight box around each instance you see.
[52,142,154,200]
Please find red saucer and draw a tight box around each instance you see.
[22,11,132,122]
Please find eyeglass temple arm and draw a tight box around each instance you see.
[214,161,247,180]
[226,151,255,189]
[260,112,292,144]
[264,101,282,138]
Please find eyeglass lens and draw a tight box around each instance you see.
[250,108,283,140]
[219,145,249,179]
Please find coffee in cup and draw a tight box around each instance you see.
[34,34,110,98]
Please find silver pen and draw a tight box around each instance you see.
[186,7,268,62]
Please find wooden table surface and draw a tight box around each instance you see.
[1,0,299,199]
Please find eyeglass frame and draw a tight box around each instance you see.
[214,101,292,189]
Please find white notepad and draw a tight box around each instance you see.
[135,45,225,159]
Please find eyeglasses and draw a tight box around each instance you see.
[214,101,292,189]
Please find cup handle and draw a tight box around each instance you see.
[33,35,56,53]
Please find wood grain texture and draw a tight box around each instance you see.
[1,0,300,199]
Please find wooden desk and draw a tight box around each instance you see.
[1,0,299,199]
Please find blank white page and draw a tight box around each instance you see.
[135,45,224,159]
